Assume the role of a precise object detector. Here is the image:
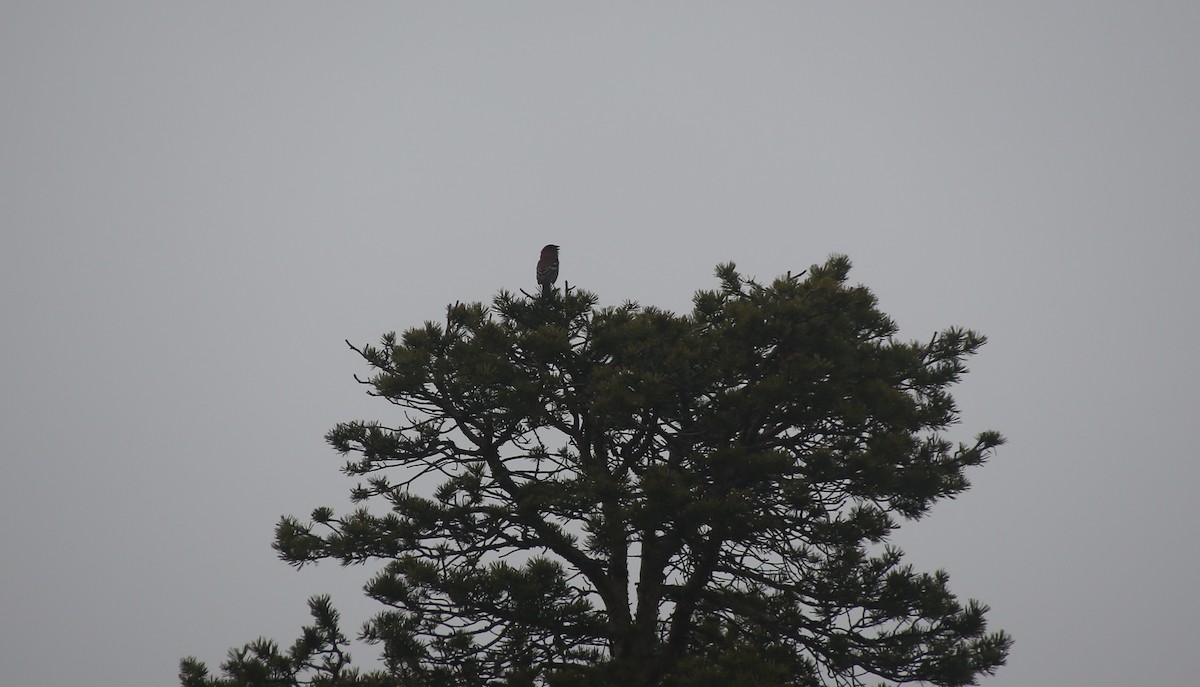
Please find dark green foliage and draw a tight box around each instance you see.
[180,596,377,687]
[182,256,1010,687]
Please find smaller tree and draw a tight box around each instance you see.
[182,256,1011,687]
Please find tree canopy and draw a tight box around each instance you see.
[181,256,1011,687]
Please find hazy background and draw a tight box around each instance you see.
[3,4,1196,685]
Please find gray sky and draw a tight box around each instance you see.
[2,4,1197,686]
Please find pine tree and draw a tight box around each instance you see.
[182,256,1011,687]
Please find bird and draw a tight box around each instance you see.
[537,244,560,297]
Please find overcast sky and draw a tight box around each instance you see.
[3,4,1197,686]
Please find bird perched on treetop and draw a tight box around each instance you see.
[537,244,560,297]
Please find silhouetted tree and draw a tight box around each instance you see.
[182,256,1010,687]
